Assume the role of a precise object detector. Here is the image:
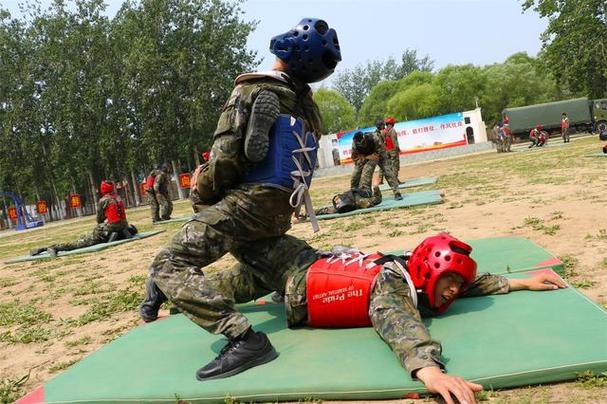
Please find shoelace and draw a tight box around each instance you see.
[215,339,243,360]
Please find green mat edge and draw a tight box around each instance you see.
[379,176,437,191]
[5,230,165,264]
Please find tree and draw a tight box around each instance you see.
[313,88,356,134]
[332,49,434,111]
[434,64,486,115]
[522,0,607,98]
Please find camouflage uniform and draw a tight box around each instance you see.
[146,169,162,221]
[49,194,128,251]
[196,234,510,375]
[350,140,375,190]
[314,187,382,216]
[153,170,173,220]
[148,72,322,339]
[360,129,400,195]
[382,127,401,181]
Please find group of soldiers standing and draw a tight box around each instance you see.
[145,162,173,223]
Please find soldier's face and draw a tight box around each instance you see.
[433,273,465,307]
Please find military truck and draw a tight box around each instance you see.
[503,97,607,140]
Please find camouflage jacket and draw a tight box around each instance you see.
[369,262,509,376]
[153,171,171,195]
[96,194,128,232]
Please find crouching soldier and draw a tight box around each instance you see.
[140,232,565,404]
[350,130,379,191]
[30,181,137,257]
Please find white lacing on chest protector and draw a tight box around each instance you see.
[288,129,320,232]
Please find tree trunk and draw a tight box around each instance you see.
[130,170,141,206]
[193,145,201,167]
[172,159,185,200]
[88,170,98,214]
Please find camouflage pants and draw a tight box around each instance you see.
[314,188,382,216]
[149,192,173,220]
[562,128,570,142]
[50,223,110,251]
[385,151,400,181]
[350,159,367,189]
[361,157,400,196]
[148,186,299,339]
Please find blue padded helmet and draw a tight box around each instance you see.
[270,18,341,83]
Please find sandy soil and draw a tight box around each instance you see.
[0,135,606,403]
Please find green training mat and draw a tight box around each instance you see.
[153,215,194,224]
[379,176,437,191]
[18,268,607,403]
[387,236,563,276]
[5,230,165,264]
[315,189,443,220]
[585,152,607,157]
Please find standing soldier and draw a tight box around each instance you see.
[363,120,402,200]
[146,163,173,222]
[139,17,341,381]
[561,112,570,143]
[29,181,136,256]
[383,116,401,181]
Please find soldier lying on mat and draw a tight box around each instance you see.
[297,185,382,218]
[140,232,565,404]
[30,181,137,257]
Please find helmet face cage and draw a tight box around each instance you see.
[407,233,477,313]
[270,18,341,83]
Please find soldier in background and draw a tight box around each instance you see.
[148,232,565,403]
[561,112,570,143]
[383,116,401,180]
[362,120,402,200]
[139,17,341,381]
[313,185,382,216]
[350,130,378,191]
[146,163,173,222]
[29,181,137,257]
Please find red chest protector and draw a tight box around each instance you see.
[306,252,384,328]
[145,174,155,189]
[384,134,395,151]
[105,196,126,224]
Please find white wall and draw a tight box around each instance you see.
[463,108,488,143]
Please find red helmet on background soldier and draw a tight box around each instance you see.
[385,117,396,126]
[407,232,477,313]
[536,124,542,131]
[100,180,114,195]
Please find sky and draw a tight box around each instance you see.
[2,0,548,82]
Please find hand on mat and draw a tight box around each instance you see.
[416,366,482,404]
[509,272,567,291]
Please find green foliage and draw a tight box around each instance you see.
[522,0,607,98]
[0,301,52,327]
[0,373,29,404]
[76,289,141,325]
[313,88,356,134]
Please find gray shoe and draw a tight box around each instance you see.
[244,90,280,163]
[47,247,58,258]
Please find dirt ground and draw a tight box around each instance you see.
[1,135,606,403]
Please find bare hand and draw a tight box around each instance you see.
[509,272,568,291]
[190,164,206,192]
[416,367,482,404]
[366,153,379,161]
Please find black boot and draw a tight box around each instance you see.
[394,192,403,201]
[47,247,59,258]
[29,247,47,256]
[139,277,168,322]
[244,90,280,163]
[196,329,278,381]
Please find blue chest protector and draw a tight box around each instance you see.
[244,114,317,191]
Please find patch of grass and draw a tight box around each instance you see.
[128,274,148,285]
[0,277,18,288]
[522,217,560,235]
[570,279,596,289]
[64,335,92,348]
[0,327,52,344]
[49,359,78,373]
[559,255,579,277]
[550,211,564,220]
[0,301,52,327]
[576,370,607,388]
[388,230,403,238]
[0,373,29,403]
[76,289,141,326]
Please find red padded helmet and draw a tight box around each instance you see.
[407,232,477,313]
[536,124,542,131]
[385,116,396,125]
[100,180,114,195]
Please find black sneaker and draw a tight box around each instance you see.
[139,278,167,323]
[394,192,403,201]
[196,331,278,381]
[244,90,280,163]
